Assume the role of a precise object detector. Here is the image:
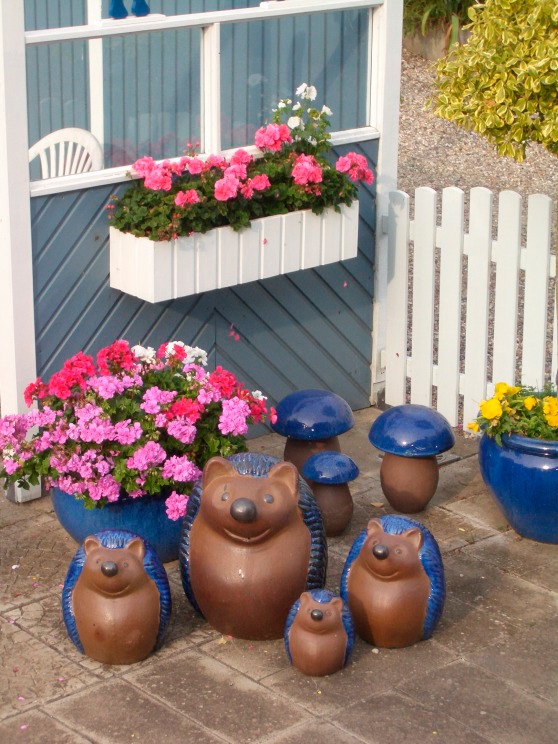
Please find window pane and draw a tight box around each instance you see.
[220,9,369,150]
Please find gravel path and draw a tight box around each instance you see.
[398,50,558,202]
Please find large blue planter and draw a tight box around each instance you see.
[51,488,182,562]
[478,433,558,544]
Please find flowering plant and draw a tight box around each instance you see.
[0,341,271,520]
[467,382,558,444]
[108,83,374,241]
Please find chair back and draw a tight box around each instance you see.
[29,128,103,178]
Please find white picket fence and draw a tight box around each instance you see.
[383,187,557,427]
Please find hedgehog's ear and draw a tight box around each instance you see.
[403,528,423,550]
[366,518,384,536]
[330,597,343,612]
[125,536,146,560]
[203,456,236,488]
[267,461,298,501]
[83,535,101,555]
[299,592,312,608]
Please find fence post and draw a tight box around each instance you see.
[0,3,41,501]
[436,186,464,425]
[462,187,493,426]
[370,0,403,404]
[521,194,553,387]
[384,190,409,407]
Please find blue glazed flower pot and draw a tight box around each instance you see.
[51,488,182,562]
[478,433,558,544]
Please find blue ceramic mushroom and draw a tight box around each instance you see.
[302,452,359,536]
[369,405,455,513]
[271,389,355,472]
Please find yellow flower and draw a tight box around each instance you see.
[480,397,503,420]
[467,421,480,433]
[543,397,558,416]
[523,396,537,411]
[494,383,520,400]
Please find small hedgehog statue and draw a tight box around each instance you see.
[180,453,327,640]
[284,589,355,676]
[62,530,172,665]
[340,515,445,648]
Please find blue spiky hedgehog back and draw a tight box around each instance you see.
[284,588,355,666]
[179,452,327,615]
[340,514,445,640]
[62,529,172,653]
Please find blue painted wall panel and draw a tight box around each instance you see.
[31,140,378,413]
[26,1,368,168]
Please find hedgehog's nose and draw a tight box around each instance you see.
[230,498,258,523]
[372,544,389,560]
[310,609,324,621]
[101,561,118,577]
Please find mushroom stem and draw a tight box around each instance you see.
[284,436,341,474]
[380,453,439,514]
[309,482,354,536]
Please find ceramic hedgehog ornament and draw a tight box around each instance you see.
[340,515,445,648]
[180,453,327,640]
[62,530,171,665]
[285,589,355,676]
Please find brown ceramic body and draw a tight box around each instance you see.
[288,592,348,676]
[380,453,439,513]
[188,458,311,640]
[72,536,160,664]
[309,482,353,536]
[346,518,430,648]
[283,435,341,473]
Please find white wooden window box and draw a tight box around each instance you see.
[109,202,359,303]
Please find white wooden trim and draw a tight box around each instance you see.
[370,0,403,403]
[25,1,384,46]
[87,0,104,149]
[201,24,221,154]
[28,128,381,197]
[0,3,41,502]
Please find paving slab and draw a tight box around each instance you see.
[0,708,92,743]
[263,719,368,744]
[398,659,558,744]
[332,690,494,744]
[260,639,458,716]
[125,647,310,742]
[46,678,224,743]
[0,620,95,721]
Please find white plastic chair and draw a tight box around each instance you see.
[28,128,104,178]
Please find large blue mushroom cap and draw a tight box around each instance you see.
[369,404,455,457]
[271,389,355,440]
[302,451,359,484]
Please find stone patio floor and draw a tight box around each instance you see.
[1,406,557,743]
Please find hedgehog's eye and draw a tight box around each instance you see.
[221,492,230,501]
[263,494,274,504]
[371,539,378,546]
[96,559,101,564]
[395,548,402,555]
[122,562,128,568]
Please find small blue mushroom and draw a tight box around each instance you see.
[301,452,359,536]
[271,389,355,473]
